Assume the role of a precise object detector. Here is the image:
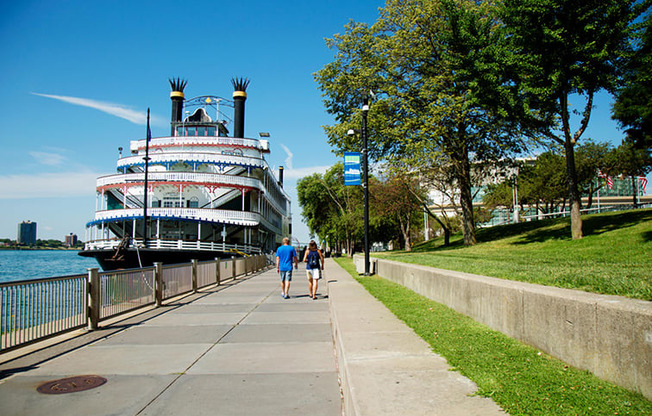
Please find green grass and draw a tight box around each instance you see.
[376,209,652,300]
[335,257,652,415]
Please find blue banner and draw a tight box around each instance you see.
[344,152,361,186]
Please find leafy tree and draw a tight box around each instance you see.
[500,0,646,239]
[612,12,652,153]
[371,172,425,251]
[574,140,615,209]
[316,0,534,246]
[297,163,363,255]
[610,141,652,206]
[520,152,567,214]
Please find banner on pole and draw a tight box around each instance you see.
[344,152,361,186]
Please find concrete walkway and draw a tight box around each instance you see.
[0,267,340,416]
[0,259,504,415]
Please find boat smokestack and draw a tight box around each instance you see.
[169,78,187,135]
[279,166,284,188]
[231,77,250,139]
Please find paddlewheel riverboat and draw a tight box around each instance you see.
[79,78,291,270]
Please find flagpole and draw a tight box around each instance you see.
[142,108,151,247]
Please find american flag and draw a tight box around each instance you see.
[597,169,607,178]
[639,176,648,194]
[607,176,613,190]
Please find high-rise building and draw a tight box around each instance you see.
[17,221,37,245]
[64,233,78,247]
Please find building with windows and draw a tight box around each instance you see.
[17,221,37,245]
[64,233,78,247]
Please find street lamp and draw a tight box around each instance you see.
[347,95,371,275]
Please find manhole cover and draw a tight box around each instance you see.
[37,375,107,395]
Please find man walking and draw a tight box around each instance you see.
[276,237,298,299]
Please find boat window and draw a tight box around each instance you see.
[186,127,196,136]
[207,127,216,136]
[188,197,199,208]
[176,126,184,136]
[197,127,206,137]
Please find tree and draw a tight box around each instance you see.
[297,164,364,255]
[371,172,425,251]
[610,141,652,206]
[500,0,646,239]
[316,0,534,246]
[574,140,615,209]
[612,12,652,153]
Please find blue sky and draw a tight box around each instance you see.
[0,0,642,243]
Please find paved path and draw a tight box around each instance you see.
[0,268,340,416]
[0,259,504,415]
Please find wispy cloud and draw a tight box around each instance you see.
[282,165,331,180]
[32,92,165,126]
[279,144,294,169]
[29,151,67,166]
[0,172,98,199]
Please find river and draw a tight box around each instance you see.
[0,250,99,283]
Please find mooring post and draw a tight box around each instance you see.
[154,262,163,307]
[87,268,100,330]
[191,259,198,293]
[215,257,221,286]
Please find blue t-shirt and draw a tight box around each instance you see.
[276,245,296,271]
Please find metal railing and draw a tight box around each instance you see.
[1,255,270,353]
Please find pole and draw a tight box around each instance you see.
[143,108,151,246]
[362,97,370,275]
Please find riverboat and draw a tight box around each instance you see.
[79,78,291,270]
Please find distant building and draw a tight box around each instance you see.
[64,233,78,247]
[17,221,37,245]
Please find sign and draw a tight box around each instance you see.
[344,152,361,186]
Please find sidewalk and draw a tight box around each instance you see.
[0,259,504,415]
[0,267,340,416]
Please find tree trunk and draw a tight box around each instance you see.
[632,176,638,208]
[564,139,583,239]
[455,145,476,246]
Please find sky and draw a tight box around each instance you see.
[0,0,643,244]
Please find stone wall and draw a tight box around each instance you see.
[354,255,652,399]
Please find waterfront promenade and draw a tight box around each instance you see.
[0,259,503,415]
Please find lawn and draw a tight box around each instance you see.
[375,209,652,300]
[335,257,652,415]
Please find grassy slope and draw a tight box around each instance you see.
[335,257,652,415]
[376,209,652,300]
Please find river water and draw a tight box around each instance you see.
[0,250,99,284]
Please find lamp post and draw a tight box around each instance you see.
[347,95,371,275]
[361,97,370,275]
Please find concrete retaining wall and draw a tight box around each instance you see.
[354,255,652,399]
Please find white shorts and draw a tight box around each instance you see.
[307,268,321,280]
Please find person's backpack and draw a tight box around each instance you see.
[307,251,320,269]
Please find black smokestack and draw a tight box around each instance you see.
[231,77,250,138]
[169,78,187,135]
[279,166,284,188]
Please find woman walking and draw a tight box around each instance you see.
[303,240,324,300]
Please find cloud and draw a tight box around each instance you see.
[0,172,99,199]
[29,151,67,166]
[279,143,294,169]
[282,165,331,180]
[32,93,160,126]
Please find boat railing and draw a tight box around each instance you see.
[0,255,270,353]
[96,171,262,189]
[82,237,262,255]
[132,136,264,151]
[92,208,261,226]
